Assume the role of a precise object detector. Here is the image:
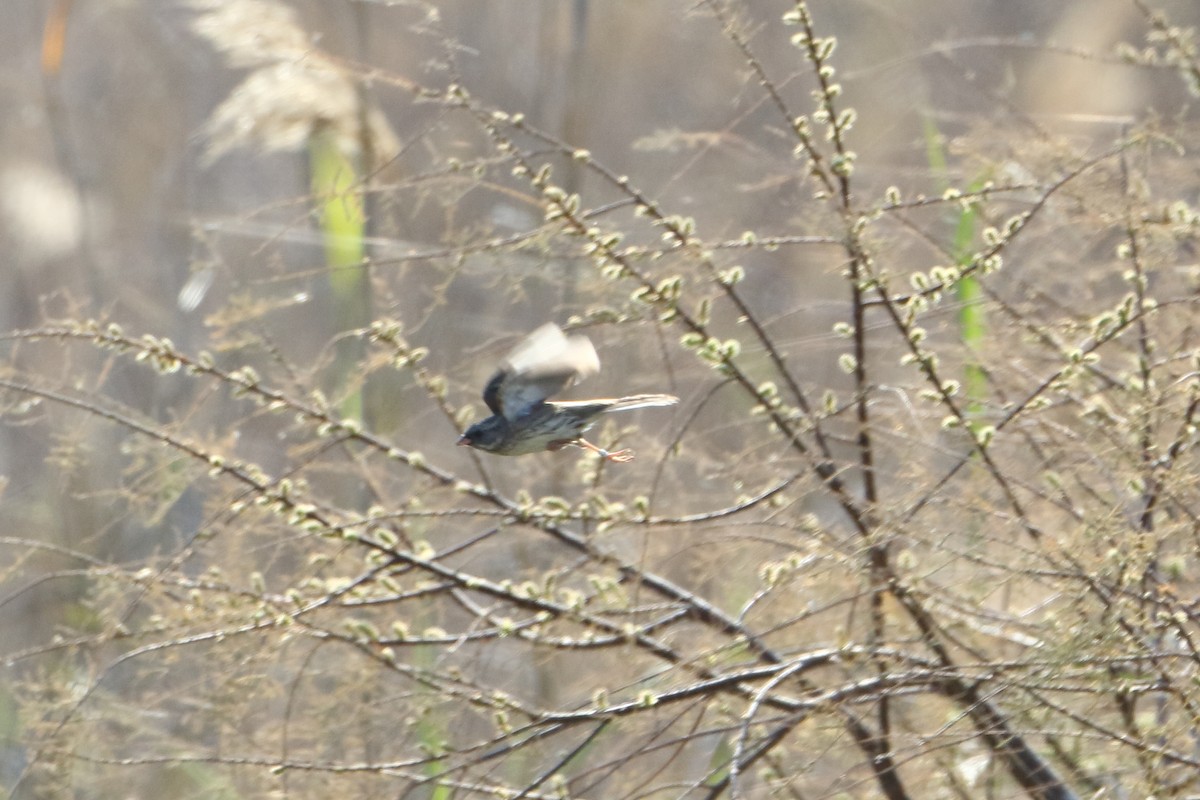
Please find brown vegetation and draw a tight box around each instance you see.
[4,1,1200,798]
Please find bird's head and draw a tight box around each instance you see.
[457,416,509,452]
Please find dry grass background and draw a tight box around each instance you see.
[3,1,1200,798]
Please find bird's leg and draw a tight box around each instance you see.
[574,438,634,463]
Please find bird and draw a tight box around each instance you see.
[457,323,678,462]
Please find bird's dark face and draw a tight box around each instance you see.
[457,416,509,452]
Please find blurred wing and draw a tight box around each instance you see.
[482,323,600,420]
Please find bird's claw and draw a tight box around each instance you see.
[576,439,635,463]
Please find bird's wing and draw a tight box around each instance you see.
[482,323,600,420]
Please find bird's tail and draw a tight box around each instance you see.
[598,394,680,412]
[606,393,679,412]
[552,394,678,417]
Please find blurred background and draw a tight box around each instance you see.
[2,0,1182,339]
[3,0,1187,474]
[3,1,1200,797]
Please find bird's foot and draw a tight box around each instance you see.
[575,438,635,463]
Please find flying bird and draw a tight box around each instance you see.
[457,323,678,462]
